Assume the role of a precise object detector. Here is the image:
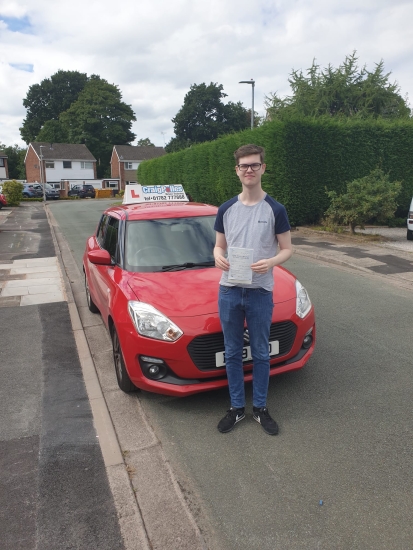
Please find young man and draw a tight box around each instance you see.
[214,144,293,435]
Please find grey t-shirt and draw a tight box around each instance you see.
[214,194,290,291]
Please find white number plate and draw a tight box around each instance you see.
[215,340,279,368]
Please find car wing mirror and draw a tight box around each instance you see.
[87,249,113,266]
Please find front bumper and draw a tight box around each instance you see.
[117,307,316,397]
[132,341,315,396]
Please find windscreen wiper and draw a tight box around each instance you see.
[161,261,215,272]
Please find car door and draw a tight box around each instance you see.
[90,214,120,322]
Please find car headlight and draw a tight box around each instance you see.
[295,280,312,319]
[128,301,183,341]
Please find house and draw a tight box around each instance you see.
[110,145,166,190]
[0,151,9,180]
[25,143,97,188]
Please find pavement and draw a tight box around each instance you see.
[291,226,413,291]
[0,203,412,549]
[0,204,127,550]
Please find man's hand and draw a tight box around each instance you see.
[214,232,230,271]
[251,259,271,273]
[251,232,293,273]
[214,247,229,271]
[215,254,230,271]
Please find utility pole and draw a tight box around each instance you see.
[39,145,47,202]
[239,79,255,130]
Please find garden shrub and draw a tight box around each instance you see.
[2,180,24,206]
[324,168,401,234]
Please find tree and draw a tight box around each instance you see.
[0,143,26,179]
[167,82,250,152]
[137,138,155,146]
[36,120,69,143]
[165,137,192,153]
[324,168,402,234]
[265,52,411,121]
[59,76,136,177]
[20,70,88,143]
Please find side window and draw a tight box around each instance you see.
[96,214,109,246]
[103,217,119,261]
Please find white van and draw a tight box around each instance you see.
[408,197,413,241]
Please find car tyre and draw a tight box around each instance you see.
[407,229,413,241]
[85,275,99,313]
[111,326,137,393]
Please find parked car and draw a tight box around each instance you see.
[31,183,60,200]
[83,187,316,397]
[407,197,413,241]
[0,191,7,209]
[68,184,96,198]
[22,184,44,198]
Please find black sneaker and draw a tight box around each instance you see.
[217,407,245,433]
[253,407,279,435]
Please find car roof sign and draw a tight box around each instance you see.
[122,184,188,205]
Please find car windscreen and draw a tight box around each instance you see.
[125,215,216,272]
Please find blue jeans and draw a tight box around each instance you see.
[218,285,274,409]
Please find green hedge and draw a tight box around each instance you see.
[138,118,413,225]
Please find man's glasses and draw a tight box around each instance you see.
[237,163,262,172]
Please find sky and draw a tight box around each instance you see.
[0,0,412,149]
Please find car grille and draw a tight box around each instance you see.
[187,321,297,371]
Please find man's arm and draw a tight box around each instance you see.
[214,231,230,272]
[251,231,293,274]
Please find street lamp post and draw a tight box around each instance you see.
[39,145,46,202]
[239,79,255,130]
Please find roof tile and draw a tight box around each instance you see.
[30,142,96,161]
[114,145,166,161]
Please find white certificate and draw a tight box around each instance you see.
[228,247,253,284]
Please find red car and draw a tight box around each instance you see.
[0,191,7,209]
[83,191,315,397]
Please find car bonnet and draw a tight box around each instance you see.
[126,265,296,318]
[127,268,221,317]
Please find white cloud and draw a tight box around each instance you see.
[0,0,412,148]
[0,1,27,18]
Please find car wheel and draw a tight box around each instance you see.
[407,229,413,241]
[85,275,99,313]
[111,326,137,393]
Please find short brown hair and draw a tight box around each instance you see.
[234,144,265,164]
